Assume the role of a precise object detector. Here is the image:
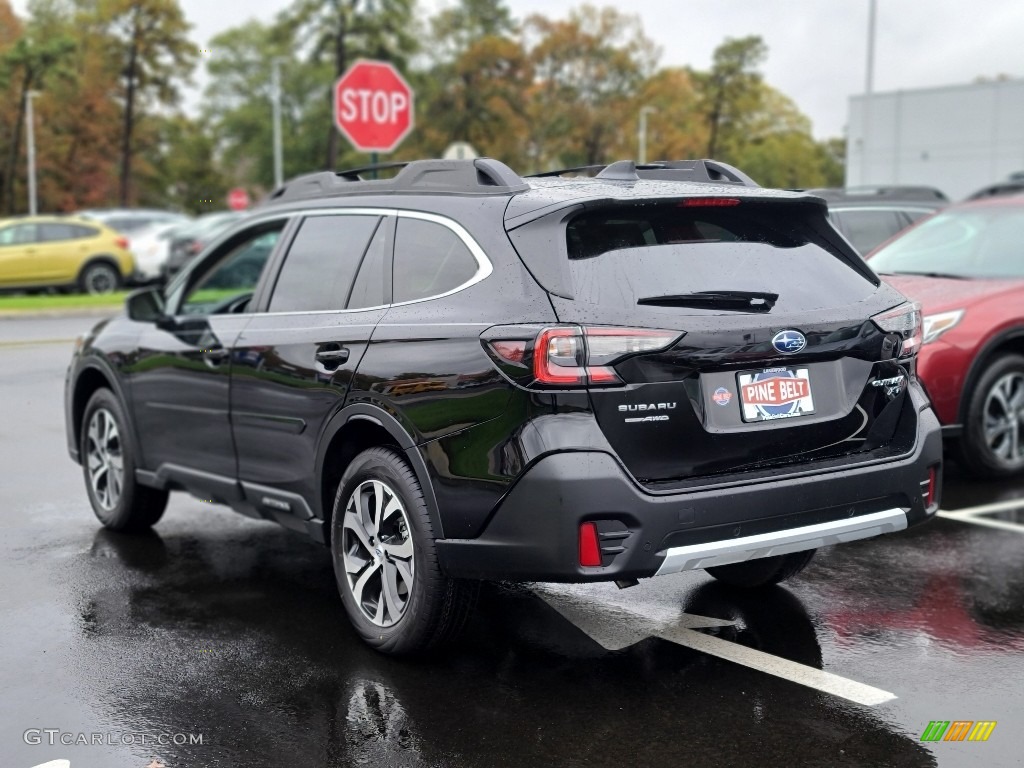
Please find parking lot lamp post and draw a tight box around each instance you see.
[271,59,284,189]
[638,106,656,165]
[26,91,40,216]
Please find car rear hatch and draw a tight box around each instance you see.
[507,196,918,486]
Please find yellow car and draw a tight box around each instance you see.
[0,215,136,294]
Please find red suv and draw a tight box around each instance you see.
[870,196,1024,477]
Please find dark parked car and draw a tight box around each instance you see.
[65,158,942,654]
[965,172,1024,201]
[811,187,947,256]
[163,211,245,278]
[869,196,1024,477]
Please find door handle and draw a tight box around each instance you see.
[315,343,350,370]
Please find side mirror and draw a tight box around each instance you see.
[125,287,167,324]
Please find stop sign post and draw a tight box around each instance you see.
[334,60,415,156]
[227,187,250,211]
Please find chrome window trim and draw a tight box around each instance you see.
[172,207,494,318]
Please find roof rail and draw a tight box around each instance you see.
[527,159,759,187]
[391,158,529,193]
[639,160,759,187]
[262,158,529,204]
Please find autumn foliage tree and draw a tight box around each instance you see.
[0,0,844,215]
[96,0,196,205]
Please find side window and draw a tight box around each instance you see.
[0,224,38,245]
[40,223,77,242]
[180,225,283,315]
[268,215,380,313]
[834,210,904,255]
[392,218,479,303]
[72,225,100,239]
[347,217,392,309]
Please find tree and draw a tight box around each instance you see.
[202,19,336,188]
[0,31,74,213]
[96,0,195,206]
[727,87,844,188]
[430,0,515,60]
[693,35,767,159]
[141,115,228,213]
[396,0,522,164]
[525,5,658,169]
[632,67,707,164]
[282,0,418,169]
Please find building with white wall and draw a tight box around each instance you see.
[846,78,1024,200]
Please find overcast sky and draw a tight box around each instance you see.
[12,0,1024,139]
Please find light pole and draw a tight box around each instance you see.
[26,91,40,216]
[860,0,877,184]
[271,59,284,189]
[638,106,657,165]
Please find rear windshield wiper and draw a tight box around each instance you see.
[637,290,779,312]
[876,271,971,280]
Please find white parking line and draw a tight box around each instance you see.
[937,511,1024,534]
[537,588,897,708]
[939,499,1024,517]
[937,499,1024,534]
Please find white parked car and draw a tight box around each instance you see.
[127,222,187,282]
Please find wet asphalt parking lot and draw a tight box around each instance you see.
[2,314,1023,768]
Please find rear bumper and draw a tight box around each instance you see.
[435,404,942,582]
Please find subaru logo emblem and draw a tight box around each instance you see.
[772,330,806,354]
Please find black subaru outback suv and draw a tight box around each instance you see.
[65,158,942,654]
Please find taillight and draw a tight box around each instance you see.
[115,236,129,250]
[872,302,923,358]
[533,326,681,387]
[189,240,203,255]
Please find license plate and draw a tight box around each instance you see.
[737,367,815,423]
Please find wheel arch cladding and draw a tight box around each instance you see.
[72,366,115,458]
[317,406,445,539]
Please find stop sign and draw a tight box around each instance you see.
[227,187,250,211]
[334,60,415,153]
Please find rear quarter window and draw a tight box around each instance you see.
[393,218,479,303]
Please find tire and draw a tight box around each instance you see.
[330,447,478,655]
[705,549,816,588]
[956,354,1024,478]
[81,389,168,531]
[79,260,121,295]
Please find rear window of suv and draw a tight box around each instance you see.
[560,202,874,313]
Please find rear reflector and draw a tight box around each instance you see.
[925,466,938,508]
[579,522,602,567]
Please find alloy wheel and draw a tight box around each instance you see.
[85,264,117,295]
[983,371,1024,468]
[341,479,415,627]
[86,407,124,511]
